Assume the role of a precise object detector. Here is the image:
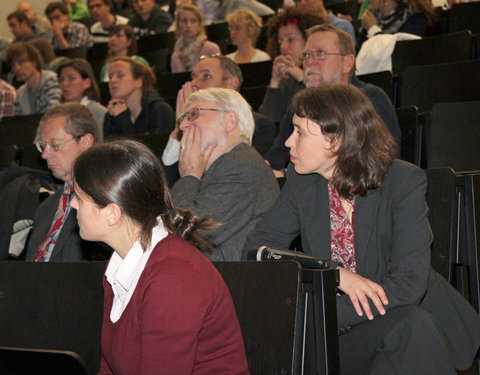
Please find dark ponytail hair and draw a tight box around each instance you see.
[73,139,217,252]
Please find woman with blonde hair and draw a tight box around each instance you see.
[171,4,220,73]
[226,8,270,64]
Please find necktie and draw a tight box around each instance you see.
[33,184,74,262]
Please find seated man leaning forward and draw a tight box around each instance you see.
[171,88,280,261]
[25,103,111,262]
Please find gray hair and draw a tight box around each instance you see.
[35,103,100,143]
[186,88,254,144]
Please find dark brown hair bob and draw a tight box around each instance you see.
[289,84,397,198]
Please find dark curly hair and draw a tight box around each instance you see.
[265,6,327,58]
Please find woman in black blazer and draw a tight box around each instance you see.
[243,84,480,374]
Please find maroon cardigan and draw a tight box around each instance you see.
[98,234,249,375]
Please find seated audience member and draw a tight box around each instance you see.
[214,0,274,22]
[265,25,401,177]
[111,0,135,19]
[89,0,129,43]
[297,0,357,43]
[58,58,107,136]
[0,78,16,120]
[128,0,173,36]
[359,0,438,46]
[45,2,93,50]
[243,84,480,374]
[7,11,37,42]
[27,38,68,72]
[64,0,91,20]
[170,5,220,73]
[17,1,53,40]
[104,56,174,136]
[25,103,110,261]
[171,87,280,261]
[72,140,249,374]
[260,6,327,122]
[6,42,61,115]
[100,24,149,81]
[226,8,270,64]
[162,55,276,178]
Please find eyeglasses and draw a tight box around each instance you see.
[299,49,348,63]
[176,107,227,127]
[200,53,222,60]
[35,137,77,153]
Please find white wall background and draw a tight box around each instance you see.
[1,0,54,40]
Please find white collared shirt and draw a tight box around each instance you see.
[105,220,168,323]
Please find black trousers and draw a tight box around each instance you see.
[338,305,456,375]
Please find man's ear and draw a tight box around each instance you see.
[224,76,240,90]
[342,54,355,75]
[79,133,94,151]
[223,110,239,133]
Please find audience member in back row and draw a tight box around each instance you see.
[264,25,401,177]
[170,4,220,73]
[17,1,53,41]
[162,55,276,185]
[103,56,174,137]
[64,0,91,20]
[88,0,129,43]
[27,38,68,73]
[297,0,357,44]
[0,78,16,120]
[260,5,327,122]
[45,2,93,50]
[25,103,111,262]
[58,58,107,137]
[170,88,279,261]
[100,24,150,82]
[226,8,271,64]
[6,11,39,43]
[111,0,135,19]
[128,0,173,36]
[243,84,480,374]
[358,0,438,47]
[72,140,249,374]
[6,42,61,115]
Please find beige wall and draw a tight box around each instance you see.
[1,0,54,40]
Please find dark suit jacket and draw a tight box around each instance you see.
[243,160,480,369]
[25,190,111,262]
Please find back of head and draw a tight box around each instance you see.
[73,139,217,251]
[265,5,328,57]
[58,58,101,101]
[226,8,263,43]
[187,87,254,144]
[27,38,56,65]
[45,2,69,16]
[36,102,100,144]
[290,84,397,197]
[6,41,43,71]
[108,56,156,94]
